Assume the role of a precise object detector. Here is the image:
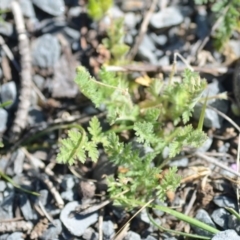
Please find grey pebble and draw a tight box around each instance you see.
[0,192,14,219]
[228,215,240,235]
[68,6,82,18]
[33,75,45,91]
[139,209,151,224]
[19,194,38,221]
[161,233,177,240]
[150,7,184,30]
[60,174,76,190]
[0,234,9,240]
[40,17,66,34]
[213,195,238,211]
[19,0,36,18]
[0,0,12,10]
[0,81,17,109]
[124,12,137,29]
[102,220,115,239]
[195,6,209,39]
[60,201,98,237]
[13,149,25,175]
[0,180,6,192]
[211,208,229,229]
[32,0,65,16]
[137,34,157,63]
[28,107,45,125]
[150,33,168,47]
[193,80,228,129]
[63,27,80,41]
[0,108,8,133]
[40,219,62,240]
[145,235,157,240]
[169,157,189,167]
[124,33,134,46]
[6,232,24,240]
[83,227,99,240]
[197,137,213,152]
[0,22,15,38]
[32,34,61,68]
[158,55,170,66]
[212,230,240,240]
[192,209,216,237]
[61,190,75,202]
[39,189,49,206]
[124,231,141,240]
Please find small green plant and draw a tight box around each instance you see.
[195,0,240,50]
[57,65,208,208]
[87,0,113,21]
[102,18,130,65]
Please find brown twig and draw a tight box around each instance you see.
[41,174,64,209]
[127,0,158,60]
[0,220,32,233]
[105,64,232,76]
[10,0,32,142]
[195,152,240,178]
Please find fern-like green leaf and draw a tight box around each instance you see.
[134,121,157,146]
[57,129,86,165]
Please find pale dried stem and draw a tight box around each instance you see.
[10,0,32,141]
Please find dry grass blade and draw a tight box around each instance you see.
[113,199,154,240]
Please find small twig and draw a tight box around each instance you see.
[41,174,64,209]
[105,65,231,76]
[207,105,240,133]
[37,200,54,225]
[0,220,32,233]
[98,211,103,240]
[236,134,240,211]
[127,0,158,60]
[176,190,197,231]
[195,152,240,178]
[10,0,32,142]
[0,35,20,71]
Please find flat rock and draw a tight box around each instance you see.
[52,54,79,98]
[82,227,99,240]
[213,195,238,211]
[32,34,61,68]
[150,7,184,30]
[192,209,216,237]
[124,231,141,240]
[0,22,15,38]
[0,192,14,220]
[60,201,98,237]
[193,80,228,129]
[6,232,24,240]
[19,0,36,18]
[0,81,17,109]
[102,220,115,239]
[0,0,13,10]
[40,219,62,240]
[211,208,229,229]
[212,230,240,240]
[19,194,37,221]
[32,0,65,16]
[0,108,8,133]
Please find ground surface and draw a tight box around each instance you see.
[0,0,240,240]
